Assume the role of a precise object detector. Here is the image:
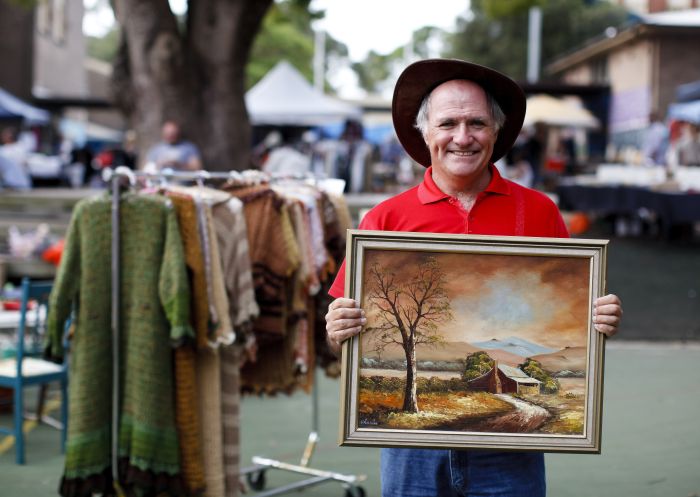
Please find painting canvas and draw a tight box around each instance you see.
[339,231,608,453]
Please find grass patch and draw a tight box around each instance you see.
[358,389,513,430]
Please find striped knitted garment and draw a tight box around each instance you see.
[166,192,208,495]
[196,201,229,497]
[227,185,300,339]
[225,185,307,394]
[46,193,192,497]
[212,198,259,497]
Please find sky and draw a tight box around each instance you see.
[360,249,592,350]
[82,0,469,97]
[310,0,468,61]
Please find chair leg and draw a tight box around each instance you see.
[36,384,47,421]
[13,386,25,465]
[61,379,68,453]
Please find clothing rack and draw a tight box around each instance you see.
[104,166,365,497]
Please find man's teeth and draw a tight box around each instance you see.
[451,151,476,156]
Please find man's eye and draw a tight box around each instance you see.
[471,121,486,129]
[438,121,454,128]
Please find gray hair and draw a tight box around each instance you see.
[414,82,506,139]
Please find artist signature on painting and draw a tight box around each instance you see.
[359,416,378,426]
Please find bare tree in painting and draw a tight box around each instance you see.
[366,256,453,413]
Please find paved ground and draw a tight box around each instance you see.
[600,232,700,341]
[2,341,699,497]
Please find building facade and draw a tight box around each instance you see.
[547,9,700,149]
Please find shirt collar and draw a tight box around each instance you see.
[417,164,512,204]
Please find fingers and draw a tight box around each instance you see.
[595,294,622,307]
[325,299,366,351]
[594,322,618,337]
[593,294,623,337]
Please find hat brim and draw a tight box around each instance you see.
[392,59,526,167]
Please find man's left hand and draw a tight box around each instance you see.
[593,294,623,337]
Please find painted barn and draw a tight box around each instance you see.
[468,361,542,395]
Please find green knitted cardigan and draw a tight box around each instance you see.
[46,193,193,497]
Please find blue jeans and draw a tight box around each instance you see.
[380,448,546,497]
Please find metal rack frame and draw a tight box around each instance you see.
[105,166,365,497]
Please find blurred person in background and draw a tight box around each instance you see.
[146,120,202,171]
[676,121,700,166]
[643,112,668,166]
[0,127,32,189]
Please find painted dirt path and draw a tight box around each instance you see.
[467,394,551,432]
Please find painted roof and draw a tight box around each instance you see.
[467,364,542,385]
[498,364,542,384]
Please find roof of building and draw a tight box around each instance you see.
[639,9,700,27]
[498,364,542,384]
[467,364,542,385]
[547,9,700,74]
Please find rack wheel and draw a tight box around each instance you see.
[246,469,267,491]
[344,486,366,497]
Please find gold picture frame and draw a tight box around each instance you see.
[339,230,608,453]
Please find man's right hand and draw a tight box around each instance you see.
[325,298,366,355]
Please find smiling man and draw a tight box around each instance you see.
[325,59,623,497]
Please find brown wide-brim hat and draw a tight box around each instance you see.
[392,58,526,167]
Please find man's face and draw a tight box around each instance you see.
[424,80,498,184]
[162,122,180,144]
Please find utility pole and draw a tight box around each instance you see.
[527,6,542,83]
[313,29,326,92]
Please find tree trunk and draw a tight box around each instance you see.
[111,0,273,171]
[402,338,419,413]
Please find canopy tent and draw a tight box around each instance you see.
[0,87,50,124]
[668,100,700,124]
[246,61,361,126]
[524,94,599,129]
[676,80,700,103]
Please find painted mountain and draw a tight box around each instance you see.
[531,346,587,375]
[472,336,558,357]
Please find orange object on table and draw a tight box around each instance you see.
[42,239,65,266]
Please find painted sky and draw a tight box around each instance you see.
[361,248,591,350]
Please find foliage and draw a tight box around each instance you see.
[82,0,347,93]
[247,0,348,90]
[519,358,560,394]
[359,375,468,395]
[351,49,401,94]
[6,0,35,8]
[462,351,494,381]
[87,28,120,63]
[482,0,546,18]
[351,26,447,93]
[361,357,463,372]
[443,0,630,80]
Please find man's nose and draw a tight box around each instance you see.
[452,123,473,146]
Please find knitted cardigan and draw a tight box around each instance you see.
[46,193,192,497]
[167,192,208,495]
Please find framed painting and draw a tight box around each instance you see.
[338,230,608,453]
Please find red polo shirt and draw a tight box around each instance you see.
[329,165,569,298]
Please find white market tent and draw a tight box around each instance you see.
[524,94,599,129]
[245,61,361,126]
